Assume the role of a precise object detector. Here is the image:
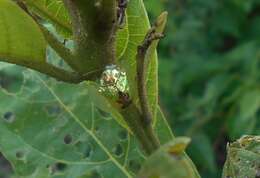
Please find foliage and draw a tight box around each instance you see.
[144,0,260,177]
[0,0,259,178]
[0,0,200,177]
[137,137,197,178]
[0,62,172,178]
[0,0,46,65]
[222,135,260,178]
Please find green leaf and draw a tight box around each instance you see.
[0,65,176,178]
[239,89,260,119]
[24,0,129,60]
[86,84,130,132]
[155,107,201,178]
[0,0,46,64]
[222,135,260,178]
[188,134,217,173]
[0,69,141,178]
[228,89,260,139]
[137,137,199,178]
[0,69,199,178]
[116,15,129,59]
[0,1,201,177]
[120,0,159,122]
[24,0,72,37]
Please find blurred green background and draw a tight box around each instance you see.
[145,0,260,177]
[1,0,260,177]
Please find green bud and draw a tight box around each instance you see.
[137,137,199,178]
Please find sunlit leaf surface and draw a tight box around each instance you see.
[0,0,46,65]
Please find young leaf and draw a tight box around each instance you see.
[155,107,201,178]
[0,0,46,65]
[137,137,199,178]
[119,0,161,122]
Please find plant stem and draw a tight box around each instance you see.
[63,0,117,75]
[120,104,153,154]
[0,57,96,83]
[144,124,160,150]
[136,29,164,125]
[120,104,160,155]
[133,12,168,153]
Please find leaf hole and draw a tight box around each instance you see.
[128,160,141,173]
[15,151,24,160]
[89,169,102,178]
[64,134,73,144]
[113,144,124,157]
[74,141,93,159]
[94,126,100,134]
[96,108,111,119]
[118,130,128,141]
[251,162,256,168]
[50,162,67,174]
[84,144,93,159]
[3,112,15,123]
[236,158,241,162]
[56,162,67,171]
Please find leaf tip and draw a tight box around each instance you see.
[167,137,191,155]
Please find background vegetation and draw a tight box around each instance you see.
[0,0,260,177]
[146,0,260,177]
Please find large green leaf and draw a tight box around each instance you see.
[0,57,198,178]
[0,0,46,64]
[0,58,174,178]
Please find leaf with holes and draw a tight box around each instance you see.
[0,61,177,178]
[222,135,260,178]
[0,0,46,67]
[0,67,143,178]
[0,30,180,177]
[0,0,200,177]
[0,61,198,178]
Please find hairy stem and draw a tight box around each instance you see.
[63,0,117,75]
